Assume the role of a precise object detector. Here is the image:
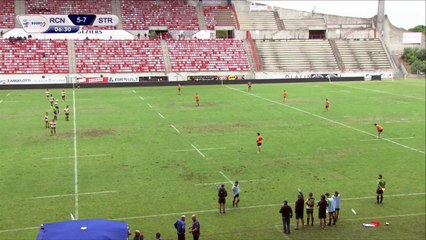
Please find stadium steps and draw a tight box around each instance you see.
[243,39,257,73]
[196,3,207,30]
[236,11,278,30]
[160,39,172,73]
[273,11,285,30]
[282,18,326,30]
[67,40,76,74]
[112,0,123,29]
[14,0,25,28]
[329,39,346,71]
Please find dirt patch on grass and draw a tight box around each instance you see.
[62,128,114,138]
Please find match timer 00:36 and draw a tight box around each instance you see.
[17,14,119,34]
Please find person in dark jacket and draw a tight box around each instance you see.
[279,200,293,234]
[218,184,228,214]
[295,189,305,229]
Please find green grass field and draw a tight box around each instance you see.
[0,80,425,240]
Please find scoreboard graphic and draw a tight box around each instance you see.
[17,15,119,34]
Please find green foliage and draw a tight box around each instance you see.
[216,30,227,39]
[408,25,426,33]
[403,47,426,72]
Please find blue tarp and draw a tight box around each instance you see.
[36,219,129,240]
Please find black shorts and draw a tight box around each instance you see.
[376,188,384,194]
[335,208,340,211]
[218,198,226,204]
[295,211,304,219]
[257,143,262,146]
[306,209,313,214]
[234,194,239,198]
[379,129,383,133]
[318,210,326,219]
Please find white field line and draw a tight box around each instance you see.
[219,171,234,185]
[395,100,409,104]
[175,147,226,152]
[42,153,111,160]
[343,212,426,221]
[195,179,267,186]
[139,96,144,101]
[157,112,165,119]
[170,124,181,134]
[147,103,153,108]
[226,86,425,155]
[72,88,79,220]
[274,225,291,239]
[0,100,3,104]
[191,144,206,158]
[132,90,136,93]
[6,93,10,97]
[3,192,425,234]
[32,190,117,199]
[332,83,425,101]
[342,192,425,201]
[360,137,415,142]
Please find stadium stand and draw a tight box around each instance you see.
[121,0,199,30]
[0,39,68,74]
[25,0,112,14]
[256,39,339,72]
[74,40,165,73]
[0,0,15,29]
[335,39,393,70]
[203,6,237,30]
[236,11,278,30]
[167,39,251,72]
[283,18,326,30]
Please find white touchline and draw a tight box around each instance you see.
[3,192,425,233]
[359,137,415,142]
[219,171,234,185]
[139,96,144,100]
[191,144,206,158]
[132,90,136,93]
[6,93,10,96]
[332,83,425,101]
[175,147,226,152]
[226,86,425,155]
[31,190,117,199]
[157,112,165,119]
[0,100,3,104]
[72,87,79,220]
[195,179,267,186]
[395,100,409,104]
[147,103,153,108]
[343,213,426,221]
[42,153,111,160]
[170,124,181,134]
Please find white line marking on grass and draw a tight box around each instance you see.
[274,225,291,239]
[31,190,117,199]
[344,212,426,221]
[6,93,10,97]
[191,144,206,158]
[175,147,226,152]
[147,103,153,108]
[139,96,144,101]
[343,192,425,201]
[157,112,165,119]
[226,86,425,155]
[360,137,415,142]
[171,124,181,134]
[72,88,79,220]
[0,100,3,104]
[132,90,136,93]
[332,83,425,101]
[195,179,267,186]
[219,171,234,185]
[42,153,111,160]
[395,100,409,104]
[0,226,39,233]
[70,213,75,220]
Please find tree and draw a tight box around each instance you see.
[408,25,426,33]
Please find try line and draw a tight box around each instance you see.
[225,86,425,155]
[72,86,79,220]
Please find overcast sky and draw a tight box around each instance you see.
[252,1,426,30]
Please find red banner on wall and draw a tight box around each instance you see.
[77,77,108,84]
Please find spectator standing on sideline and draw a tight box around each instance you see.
[325,193,336,225]
[218,184,228,214]
[133,230,144,240]
[294,189,305,229]
[189,214,200,240]
[305,192,315,226]
[279,200,293,234]
[174,215,186,240]
[334,191,341,222]
[232,180,240,207]
[155,232,162,240]
[317,195,328,229]
[376,174,386,204]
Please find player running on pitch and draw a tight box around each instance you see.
[376,174,386,204]
[54,99,60,115]
[232,180,240,208]
[45,89,50,99]
[283,90,287,103]
[44,112,49,128]
[248,81,252,92]
[50,117,57,136]
[195,93,199,107]
[178,83,181,95]
[61,89,66,101]
[64,105,70,121]
[256,132,263,153]
[324,98,329,112]
[374,123,383,139]
[49,94,54,107]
